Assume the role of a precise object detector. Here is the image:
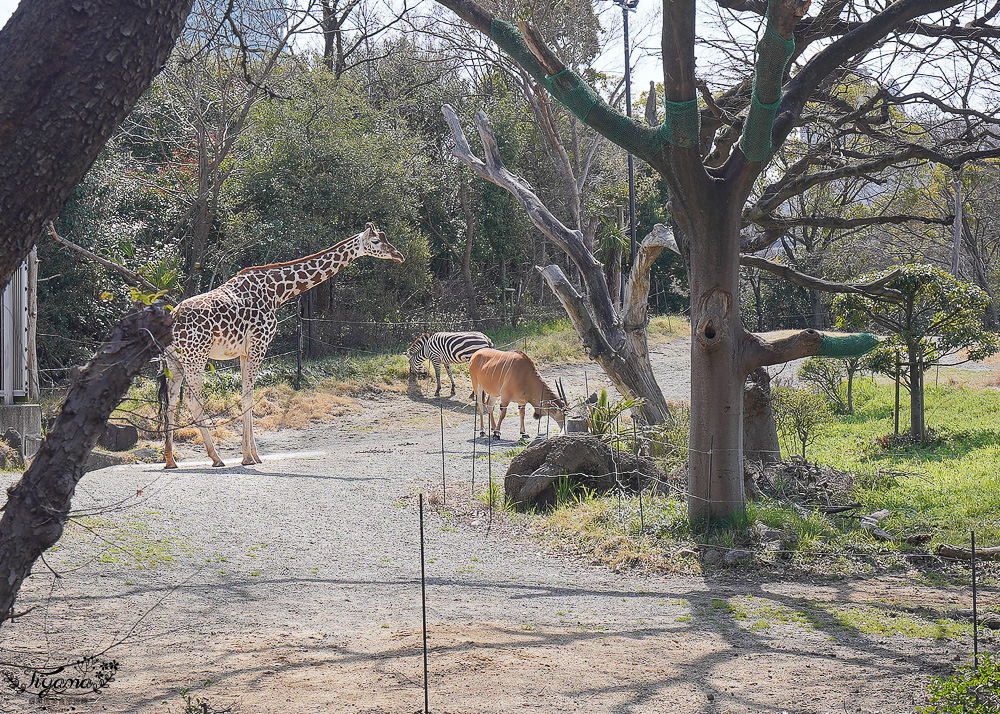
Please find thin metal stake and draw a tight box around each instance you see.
[487,432,494,535]
[419,493,429,714]
[972,529,979,670]
[471,400,477,496]
[707,434,715,534]
[639,487,645,534]
[439,404,446,507]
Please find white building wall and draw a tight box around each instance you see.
[0,263,28,405]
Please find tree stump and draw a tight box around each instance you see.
[744,367,780,463]
[504,434,665,508]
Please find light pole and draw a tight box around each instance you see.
[611,0,639,303]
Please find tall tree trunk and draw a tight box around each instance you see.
[458,178,481,325]
[744,368,780,463]
[0,0,195,288]
[0,305,173,627]
[688,210,746,522]
[950,167,963,276]
[908,344,924,440]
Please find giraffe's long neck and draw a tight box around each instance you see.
[246,234,365,306]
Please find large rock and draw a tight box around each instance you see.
[98,423,139,452]
[84,449,130,472]
[504,434,665,508]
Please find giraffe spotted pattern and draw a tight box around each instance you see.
[163,223,404,468]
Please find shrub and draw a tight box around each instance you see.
[921,653,1000,713]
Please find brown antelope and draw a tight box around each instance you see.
[468,348,567,440]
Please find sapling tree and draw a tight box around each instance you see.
[771,384,831,460]
[798,356,862,414]
[834,264,999,441]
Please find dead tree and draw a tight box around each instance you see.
[444,106,673,423]
[0,304,173,627]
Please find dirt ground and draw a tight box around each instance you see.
[0,342,987,713]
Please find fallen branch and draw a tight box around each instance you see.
[47,222,173,304]
[819,503,862,514]
[936,543,1000,561]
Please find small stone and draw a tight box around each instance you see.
[707,692,715,701]
[702,549,723,566]
[756,526,785,542]
[723,549,753,566]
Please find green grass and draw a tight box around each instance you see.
[533,375,1000,578]
[804,377,1000,548]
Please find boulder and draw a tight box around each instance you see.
[98,423,139,452]
[504,434,665,508]
[84,449,130,473]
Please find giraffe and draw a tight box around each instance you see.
[162,223,404,468]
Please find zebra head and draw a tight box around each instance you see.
[406,333,430,376]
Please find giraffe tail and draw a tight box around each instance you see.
[156,369,169,436]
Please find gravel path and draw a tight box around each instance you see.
[0,355,976,713]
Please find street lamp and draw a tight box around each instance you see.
[610,0,639,303]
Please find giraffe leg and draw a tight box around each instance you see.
[445,363,456,396]
[433,361,442,396]
[163,348,184,469]
[241,351,264,465]
[185,367,226,468]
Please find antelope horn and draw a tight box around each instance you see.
[556,378,567,406]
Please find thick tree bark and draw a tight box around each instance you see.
[687,205,747,521]
[0,304,173,627]
[0,0,195,288]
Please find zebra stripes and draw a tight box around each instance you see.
[407,331,494,396]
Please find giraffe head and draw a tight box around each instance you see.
[360,223,405,263]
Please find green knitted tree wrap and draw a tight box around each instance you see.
[489,20,704,159]
[815,332,881,358]
[663,99,701,150]
[545,69,601,122]
[490,19,546,83]
[739,13,795,163]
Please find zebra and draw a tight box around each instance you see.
[407,331,494,396]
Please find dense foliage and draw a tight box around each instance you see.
[27,1,1000,386]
